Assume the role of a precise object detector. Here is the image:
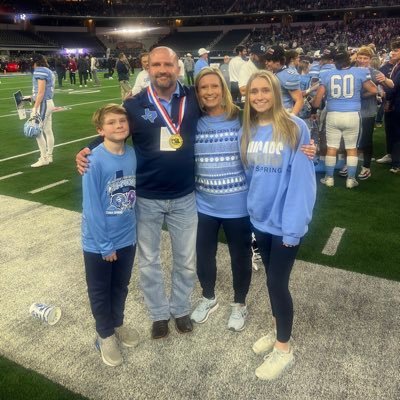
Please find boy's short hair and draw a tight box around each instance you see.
[391,38,400,51]
[92,103,127,130]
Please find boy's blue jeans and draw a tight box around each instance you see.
[84,245,136,338]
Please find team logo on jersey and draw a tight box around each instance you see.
[142,108,157,123]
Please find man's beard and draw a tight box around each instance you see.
[153,74,175,90]
[254,56,267,70]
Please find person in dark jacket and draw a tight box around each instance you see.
[116,53,131,100]
[55,55,66,88]
[77,54,89,87]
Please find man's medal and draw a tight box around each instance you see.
[147,85,186,149]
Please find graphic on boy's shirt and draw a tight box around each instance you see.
[106,170,136,215]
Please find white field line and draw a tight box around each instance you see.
[322,227,346,256]
[0,171,23,180]
[1,85,120,100]
[29,179,69,194]
[0,97,121,118]
[0,85,32,92]
[0,134,98,162]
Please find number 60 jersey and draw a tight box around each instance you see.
[319,67,371,112]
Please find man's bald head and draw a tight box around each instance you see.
[149,47,179,65]
[148,46,180,95]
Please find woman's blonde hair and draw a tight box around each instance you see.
[92,103,127,130]
[357,46,374,59]
[194,67,239,120]
[240,70,299,166]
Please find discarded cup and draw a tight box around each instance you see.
[29,303,61,326]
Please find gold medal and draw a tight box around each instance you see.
[169,134,183,149]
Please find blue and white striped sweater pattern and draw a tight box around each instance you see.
[195,117,247,196]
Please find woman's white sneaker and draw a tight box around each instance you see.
[255,347,294,380]
[227,303,248,331]
[252,331,276,354]
[190,297,219,323]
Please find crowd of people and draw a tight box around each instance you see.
[2,0,398,17]
[230,0,398,14]
[246,18,400,55]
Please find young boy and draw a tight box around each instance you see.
[82,104,138,367]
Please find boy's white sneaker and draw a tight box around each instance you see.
[95,334,122,367]
[255,347,295,380]
[115,325,140,347]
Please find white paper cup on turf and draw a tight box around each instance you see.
[29,303,61,326]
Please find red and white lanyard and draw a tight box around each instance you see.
[147,85,186,135]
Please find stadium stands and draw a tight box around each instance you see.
[0,30,58,50]
[38,32,106,54]
[1,0,399,17]
[156,31,222,54]
[212,29,252,53]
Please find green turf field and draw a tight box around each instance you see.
[0,72,399,399]
[1,73,398,280]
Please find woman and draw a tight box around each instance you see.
[240,70,316,380]
[30,54,55,167]
[190,68,252,331]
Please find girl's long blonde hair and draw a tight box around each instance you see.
[240,70,299,166]
[194,67,239,120]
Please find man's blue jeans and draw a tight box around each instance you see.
[136,192,198,321]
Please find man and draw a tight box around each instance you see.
[265,45,304,115]
[184,53,195,85]
[67,55,77,85]
[116,53,131,100]
[90,54,100,86]
[353,46,393,180]
[376,48,400,165]
[194,48,209,77]
[219,55,230,90]
[312,51,377,188]
[30,54,55,167]
[229,45,247,103]
[76,47,201,339]
[382,39,400,174]
[238,43,267,98]
[178,57,185,83]
[131,52,150,96]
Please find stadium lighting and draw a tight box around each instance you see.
[111,27,158,34]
